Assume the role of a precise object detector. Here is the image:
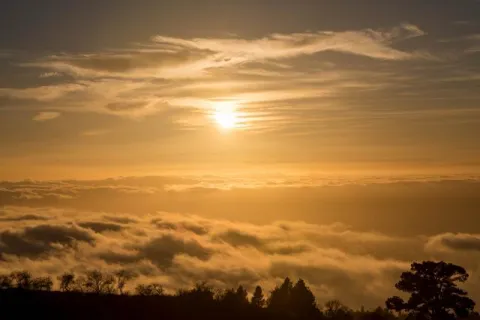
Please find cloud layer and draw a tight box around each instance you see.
[1,176,480,238]
[1,176,480,307]
[0,205,479,308]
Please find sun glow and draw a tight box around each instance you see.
[213,101,239,129]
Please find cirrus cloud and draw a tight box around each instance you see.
[32,111,61,122]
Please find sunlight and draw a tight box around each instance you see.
[212,101,239,129]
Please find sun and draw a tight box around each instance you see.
[215,110,237,129]
[212,101,238,129]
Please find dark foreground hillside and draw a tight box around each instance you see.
[1,289,276,320]
[0,288,478,320]
[0,288,349,320]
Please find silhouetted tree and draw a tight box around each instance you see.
[5,266,476,320]
[58,272,76,292]
[135,283,164,296]
[31,276,53,291]
[357,307,396,320]
[235,285,249,305]
[466,311,480,320]
[114,270,136,295]
[324,300,352,320]
[386,261,476,320]
[373,307,396,320]
[10,271,32,289]
[220,285,249,309]
[291,278,320,318]
[268,277,293,313]
[82,270,116,294]
[177,282,215,307]
[220,288,238,306]
[0,274,12,289]
[220,288,236,301]
[251,285,265,308]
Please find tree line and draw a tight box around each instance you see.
[0,261,478,320]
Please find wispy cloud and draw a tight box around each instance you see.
[1,84,85,102]
[452,20,477,26]
[20,24,428,81]
[152,23,428,67]
[39,72,61,78]
[32,111,61,122]
[0,23,478,137]
[80,129,110,137]
[426,232,480,252]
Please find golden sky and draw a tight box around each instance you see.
[1,1,480,309]
[0,1,479,179]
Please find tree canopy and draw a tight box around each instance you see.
[386,261,476,320]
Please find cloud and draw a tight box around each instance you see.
[0,50,15,59]
[80,129,110,137]
[0,203,479,308]
[138,234,213,268]
[28,49,206,78]
[1,177,480,243]
[0,25,430,117]
[0,223,95,258]
[0,214,49,222]
[462,34,480,53]
[0,22,478,140]
[32,111,61,122]
[103,215,138,224]
[466,47,480,53]
[152,23,428,66]
[78,221,124,233]
[452,21,477,26]
[466,34,480,41]
[21,24,427,82]
[426,233,480,252]
[215,229,264,248]
[39,72,61,78]
[5,23,479,132]
[2,84,85,102]
[152,218,209,235]
[104,99,169,117]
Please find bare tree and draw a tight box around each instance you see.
[31,276,53,291]
[114,270,136,295]
[135,283,165,296]
[0,274,13,290]
[324,300,352,319]
[10,271,32,290]
[58,272,76,292]
[82,270,116,294]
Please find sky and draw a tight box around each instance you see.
[1,0,480,179]
[1,0,480,309]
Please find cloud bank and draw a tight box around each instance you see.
[0,205,479,308]
[1,176,480,307]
